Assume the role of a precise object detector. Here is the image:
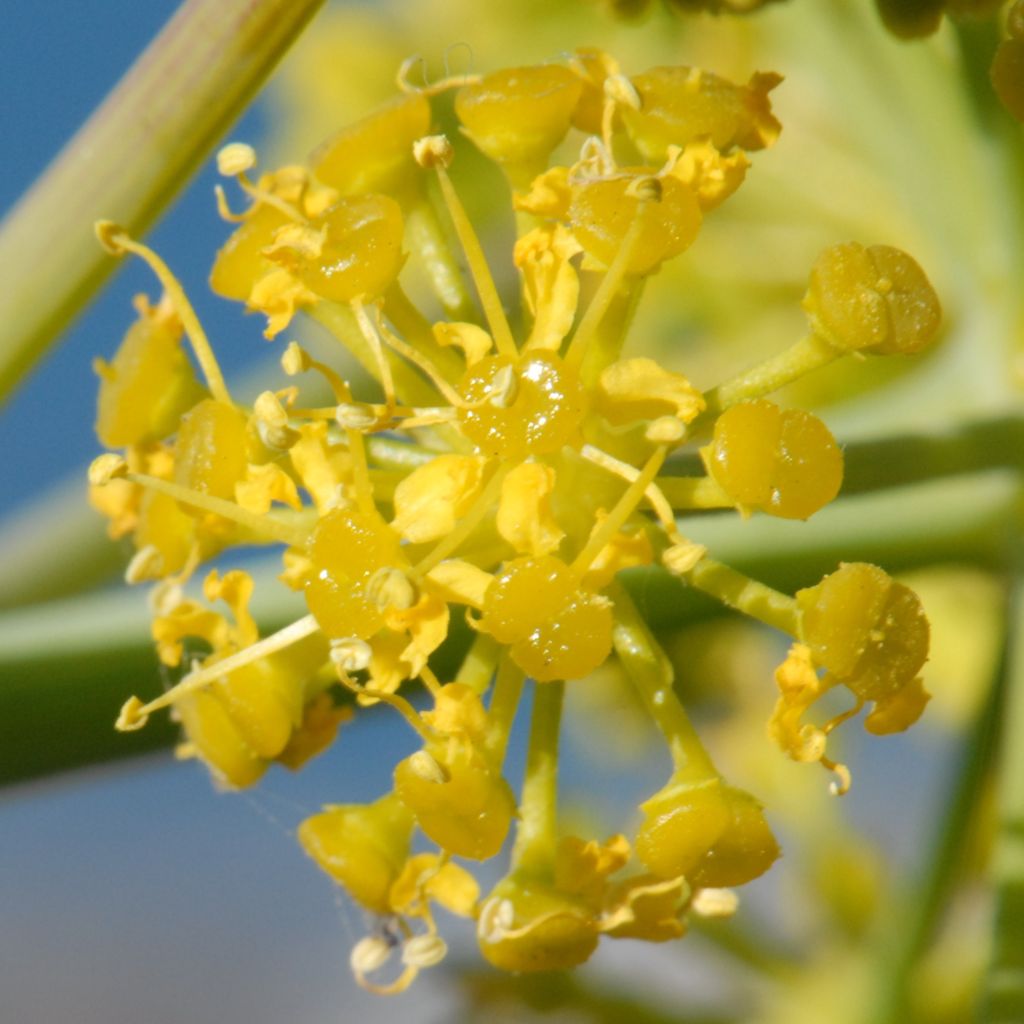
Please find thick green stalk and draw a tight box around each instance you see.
[0,0,325,401]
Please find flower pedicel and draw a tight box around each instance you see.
[89,49,940,992]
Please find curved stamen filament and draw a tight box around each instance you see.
[96,223,231,404]
[117,613,320,730]
[351,298,397,414]
[376,315,468,407]
[236,172,308,223]
[126,472,309,547]
[564,204,647,368]
[335,668,434,743]
[433,166,518,360]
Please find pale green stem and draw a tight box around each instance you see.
[455,633,500,697]
[0,0,325,401]
[484,653,526,765]
[577,280,645,389]
[685,558,801,637]
[696,333,840,426]
[609,580,715,776]
[511,681,564,876]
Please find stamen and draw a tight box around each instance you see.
[398,55,481,96]
[571,446,667,574]
[822,756,852,797]
[334,668,434,742]
[213,185,247,223]
[418,665,444,699]
[236,172,308,223]
[351,298,397,415]
[125,472,309,548]
[414,465,509,575]
[582,444,684,543]
[115,613,321,730]
[564,203,649,369]
[414,137,518,360]
[95,222,231,405]
[376,314,468,407]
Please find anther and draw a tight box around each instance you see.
[366,567,420,611]
[690,888,739,918]
[216,142,257,177]
[625,175,662,202]
[645,415,685,444]
[281,341,312,376]
[604,73,642,110]
[254,390,300,451]
[124,544,165,585]
[402,934,448,968]
[88,453,128,486]
[350,936,393,976]
[662,541,707,576]
[336,402,379,431]
[115,696,149,732]
[413,134,454,170]
[329,637,373,674]
[407,749,449,784]
[486,364,519,408]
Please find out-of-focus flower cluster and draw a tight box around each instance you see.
[89,46,942,992]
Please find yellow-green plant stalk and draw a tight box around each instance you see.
[0,0,324,401]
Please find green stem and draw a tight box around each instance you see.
[0,0,325,401]
[685,558,801,636]
[511,681,564,876]
[455,632,500,696]
[609,580,715,775]
[485,653,525,764]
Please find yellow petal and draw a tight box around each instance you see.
[601,874,688,942]
[555,834,631,902]
[152,599,229,667]
[514,225,582,352]
[289,421,352,512]
[247,267,319,339]
[597,357,705,426]
[580,515,653,591]
[391,454,487,544]
[432,321,493,366]
[496,461,564,556]
[422,683,489,741]
[204,569,258,647]
[234,462,302,515]
[425,560,493,609]
[665,140,750,212]
[387,594,450,677]
[513,165,572,219]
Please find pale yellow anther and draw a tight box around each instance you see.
[662,541,707,575]
[402,934,448,969]
[407,749,450,784]
[366,567,420,612]
[336,402,379,431]
[263,222,326,261]
[254,390,300,451]
[827,761,853,797]
[690,888,739,918]
[350,936,393,976]
[413,134,454,170]
[88,453,128,486]
[625,175,661,202]
[216,142,257,177]
[645,416,685,444]
[124,544,165,585]
[94,220,128,255]
[115,696,148,732]
[478,897,516,942]
[486,364,519,408]
[281,341,311,376]
[148,579,185,617]
[604,72,641,110]
[330,637,373,674]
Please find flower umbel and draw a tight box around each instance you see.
[90,48,940,989]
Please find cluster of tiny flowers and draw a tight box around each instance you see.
[89,49,941,991]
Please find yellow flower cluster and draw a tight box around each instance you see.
[89,48,941,990]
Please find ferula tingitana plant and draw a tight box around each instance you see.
[88,48,940,993]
